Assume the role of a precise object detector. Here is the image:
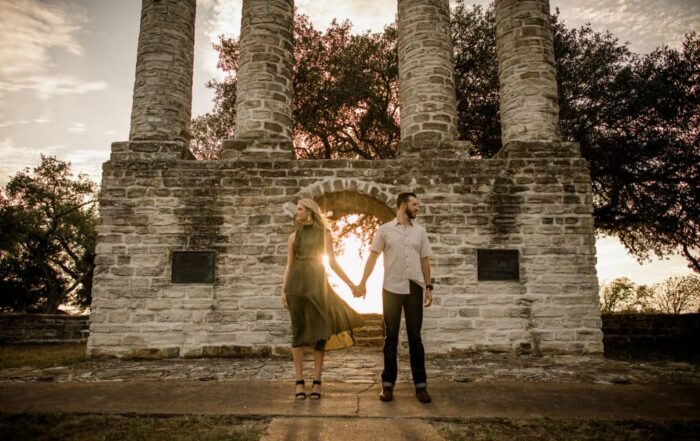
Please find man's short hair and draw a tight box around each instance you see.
[396,192,417,208]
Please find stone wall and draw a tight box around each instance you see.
[0,313,89,344]
[88,140,603,358]
[602,313,700,362]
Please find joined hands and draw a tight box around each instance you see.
[350,283,367,299]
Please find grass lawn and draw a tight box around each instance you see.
[434,418,700,441]
[0,413,269,441]
[0,343,87,369]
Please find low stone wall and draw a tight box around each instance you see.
[602,313,700,362]
[0,313,89,344]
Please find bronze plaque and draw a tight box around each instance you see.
[477,249,519,281]
[171,251,215,283]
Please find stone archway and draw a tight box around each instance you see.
[296,178,396,223]
[295,179,395,317]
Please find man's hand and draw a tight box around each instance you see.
[423,288,433,307]
[281,294,289,309]
[358,282,367,299]
[350,284,362,298]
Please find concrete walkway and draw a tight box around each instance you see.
[2,380,699,421]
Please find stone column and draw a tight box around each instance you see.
[398,0,458,141]
[495,0,561,145]
[129,0,196,142]
[233,0,294,140]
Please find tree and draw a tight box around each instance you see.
[451,2,500,158]
[599,277,654,313]
[454,2,700,273]
[651,275,700,314]
[191,13,400,160]
[0,156,98,313]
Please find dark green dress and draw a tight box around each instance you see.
[285,224,365,350]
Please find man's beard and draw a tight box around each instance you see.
[406,207,417,219]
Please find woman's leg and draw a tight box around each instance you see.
[312,346,325,395]
[292,347,305,395]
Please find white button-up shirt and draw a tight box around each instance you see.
[371,218,433,294]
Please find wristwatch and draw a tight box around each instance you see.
[425,284,434,290]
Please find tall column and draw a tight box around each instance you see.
[234,0,294,140]
[398,0,458,141]
[495,0,561,145]
[129,0,196,142]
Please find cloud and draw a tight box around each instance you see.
[0,137,65,187]
[552,0,699,53]
[67,122,87,134]
[595,234,694,286]
[197,0,398,79]
[0,75,107,99]
[0,137,105,188]
[198,0,243,80]
[0,119,29,129]
[296,0,396,33]
[0,0,107,98]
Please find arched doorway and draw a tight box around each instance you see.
[313,190,395,314]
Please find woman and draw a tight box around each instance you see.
[281,198,365,400]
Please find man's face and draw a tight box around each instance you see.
[403,196,419,219]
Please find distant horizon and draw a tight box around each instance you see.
[1,0,698,290]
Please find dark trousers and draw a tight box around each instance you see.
[381,280,427,388]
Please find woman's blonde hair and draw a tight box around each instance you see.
[296,198,332,231]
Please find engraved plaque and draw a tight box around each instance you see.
[477,249,519,281]
[171,251,215,283]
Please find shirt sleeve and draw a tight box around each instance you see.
[420,228,433,258]
[370,227,385,254]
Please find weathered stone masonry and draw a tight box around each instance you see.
[87,0,604,358]
[129,0,196,143]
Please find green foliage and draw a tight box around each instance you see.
[0,155,98,313]
[451,2,500,158]
[651,275,700,314]
[600,275,700,314]
[599,277,654,313]
[191,13,400,160]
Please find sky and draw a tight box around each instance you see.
[0,0,697,289]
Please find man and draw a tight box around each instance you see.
[356,191,433,403]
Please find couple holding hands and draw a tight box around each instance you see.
[281,192,433,403]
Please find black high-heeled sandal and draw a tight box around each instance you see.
[310,379,322,399]
[295,379,306,400]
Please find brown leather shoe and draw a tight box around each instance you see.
[416,387,431,403]
[379,386,394,402]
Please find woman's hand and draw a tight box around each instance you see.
[281,293,289,309]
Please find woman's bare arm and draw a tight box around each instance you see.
[324,230,355,287]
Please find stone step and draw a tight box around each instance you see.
[354,336,384,347]
[353,327,384,338]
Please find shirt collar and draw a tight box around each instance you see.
[393,217,414,227]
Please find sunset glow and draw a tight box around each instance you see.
[323,215,385,314]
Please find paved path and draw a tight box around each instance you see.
[3,347,698,385]
[2,380,699,421]
[260,418,444,441]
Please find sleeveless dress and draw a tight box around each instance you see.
[285,224,365,350]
